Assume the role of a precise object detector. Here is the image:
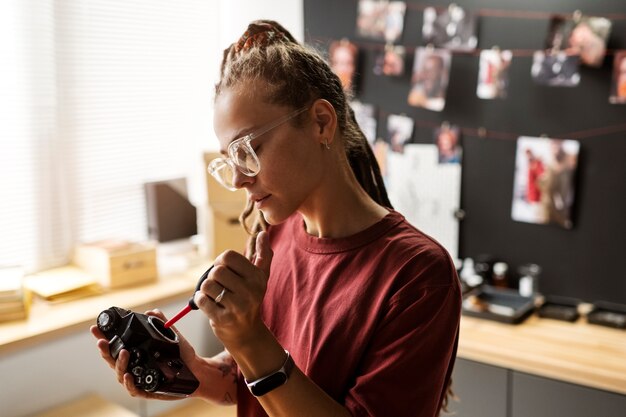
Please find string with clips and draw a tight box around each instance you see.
[377,111,626,143]
[326,6,626,58]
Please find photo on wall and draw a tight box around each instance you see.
[408,47,451,111]
[477,49,512,99]
[609,50,626,104]
[531,50,580,87]
[384,1,406,43]
[329,39,359,93]
[422,4,478,51]
[351,101,378,145]
[434,124,462,164]
[385,113,414,154]
[511,136,580,230]
[545,14,612,67]
[356,0,406,43]
[373,44,406,77]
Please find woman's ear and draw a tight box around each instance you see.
[311,99,337,147]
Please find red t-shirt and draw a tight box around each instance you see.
[237,210,461,417]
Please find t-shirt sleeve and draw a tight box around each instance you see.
[344,255,461,417]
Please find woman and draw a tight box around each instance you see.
[92,20,461,417]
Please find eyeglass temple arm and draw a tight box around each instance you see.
[248,106,309,140]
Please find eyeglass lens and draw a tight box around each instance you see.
[230,139,260,176]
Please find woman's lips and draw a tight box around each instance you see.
[253,194,270,208]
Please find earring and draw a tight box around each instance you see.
[324,139,330,150]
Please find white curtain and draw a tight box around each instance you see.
[0,0,219,272]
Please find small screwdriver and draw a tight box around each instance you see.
[164,265,214,329]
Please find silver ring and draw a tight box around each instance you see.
[215,287,226,304]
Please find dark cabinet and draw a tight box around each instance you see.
[448,358,509,417]
[511,372,626,417]
[450,359,626,417]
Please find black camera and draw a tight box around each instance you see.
[96,306,199,396]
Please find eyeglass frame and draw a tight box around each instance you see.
[208,105,310,191]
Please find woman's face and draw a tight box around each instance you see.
[213,83,324,225]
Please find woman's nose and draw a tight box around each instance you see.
[231,166,255,189]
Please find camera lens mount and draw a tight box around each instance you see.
[148,316,178,343]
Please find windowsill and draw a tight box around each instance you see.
[0,261,211,356]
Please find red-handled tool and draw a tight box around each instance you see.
[164,266,214,329]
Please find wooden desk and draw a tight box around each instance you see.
[458,314,626,395]
[155,399,235,417]
[31,394,139,417]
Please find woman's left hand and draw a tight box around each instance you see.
[193,231,273,349]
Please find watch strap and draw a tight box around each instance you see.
[245,350,294,397]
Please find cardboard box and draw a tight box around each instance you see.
[204,202,250,259]
[203,152,247,204]
[73,240,158,288]
[202,152,250,259]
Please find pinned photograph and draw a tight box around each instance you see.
[373,44,405,77]
[511,136,580,229]
[384,1,407,43]
[386,114,414,154]
[422,4,478,51]
[356,0,406,43]
[408,47,451,111]
[434,124,462,164]
[477,49,512,99]
[531,50,580,87]
[609,51,626,104]
[351,101,378,145]
[329,39,359,93]
[546,14,612,67]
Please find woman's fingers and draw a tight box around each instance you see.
[115,349,130,383]
[90,324,105,340]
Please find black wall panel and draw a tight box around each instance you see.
[303,0,626,303]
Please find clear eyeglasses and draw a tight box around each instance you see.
[208,106,309,191]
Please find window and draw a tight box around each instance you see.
[0,0,219,271]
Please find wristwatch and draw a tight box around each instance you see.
[245,350,295,397]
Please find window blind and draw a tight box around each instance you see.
[0,0,218,271]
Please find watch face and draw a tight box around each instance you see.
[250,372,288,397]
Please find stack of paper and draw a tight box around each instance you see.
[0,266,31,322]
[24,266,103,303]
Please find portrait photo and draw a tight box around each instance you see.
[546,15,612,67]
[385,113,414,154]
[477,49,512,99]
[531,50,580,87]
[384,1,406,43]
[422,4,478,51]
[329,39,359,93]
[609,50,626,104]
[408,47,451,111]
[356,0,406,43]
[511,136,580,229]
[434,124,462,164]
[373,44,405,77]
[351,101,378,145]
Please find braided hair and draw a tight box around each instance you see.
[215,20,392,257]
